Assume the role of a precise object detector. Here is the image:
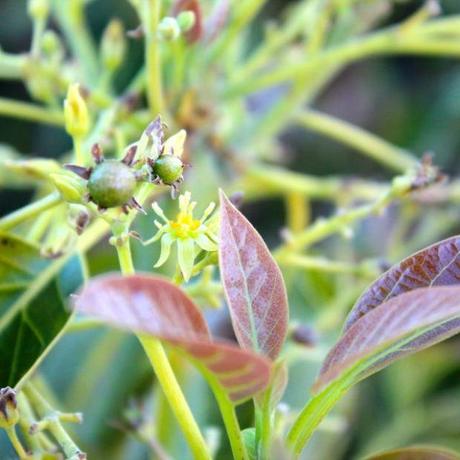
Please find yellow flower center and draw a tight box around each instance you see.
[170,212,201,239]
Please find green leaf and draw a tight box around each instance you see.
[0,232,85,388]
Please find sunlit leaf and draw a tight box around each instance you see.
[218,190,288,360]
[366,445,460,460]
[74,274,271,404]
[0,232,84,387]
[314,286,460,392]
[345,236,460,331]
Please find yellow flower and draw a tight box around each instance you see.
[147,192,217,281]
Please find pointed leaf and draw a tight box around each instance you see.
[366,446,460,460]
[74,274,271,403]
[218,190,288,360]
[314,286,460,393]
[0,232,84,387]
[345,236,460,331]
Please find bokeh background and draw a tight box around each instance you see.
[1,1,460,459]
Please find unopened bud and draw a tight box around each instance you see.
[42,30,64,62]
[177,11,196,33]
[64,83,90,138]
[50,172,86,203]
[68,204,90,235]
[100,19,126,72]
[28,0,50,20]
[0,387,19,429]
[158,17,181,41]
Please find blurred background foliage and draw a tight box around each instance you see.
[1,0,460,459]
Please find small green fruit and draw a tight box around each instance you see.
[152,155,184,185]
[88,160,136,208]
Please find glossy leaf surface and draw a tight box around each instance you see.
[0,232,84,387]
[366,446,460,460]
[218,190,288,360]
[315,286,460,392]
[74,274,271,403]
[345,236,460,331]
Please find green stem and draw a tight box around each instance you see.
[0,52,26,80]
[142,0,165,116]
[255,394,271,460]
[17,394,42,453]
[206,376,249,460]
[113,223,211,460]
[5,426,29,459]
[295,111,417,172]
[0,97,64,126]
[23,384,84,459]
[51,0,99,83]
[286,380,349,458]
[0,192,61,231]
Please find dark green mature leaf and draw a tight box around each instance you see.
[0,232,84,388]
[366,445,460,460]
[345,236,460,331]
[314,286,460,392]
[74,274,272,404]
[219,190,288,360]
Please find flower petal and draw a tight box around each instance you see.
[195,233,217,252]
[154,233,174,268]
[177,238,195,281]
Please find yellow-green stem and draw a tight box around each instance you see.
[0,97,64,126]
[114,228,211,460]
[0,192,62,231]
[5,426,29,459]
[143,0,165,116]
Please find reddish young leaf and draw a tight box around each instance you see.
[74,274,271,403]
[172,0,203,43]
[345,236,460,331]
[314,286,460,393]
[218,190,288,360]
[366,445,460,460]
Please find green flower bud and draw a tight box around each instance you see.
[151,155,184,185]
[42,30,64,62]
[88,160,137,208]
[177,11,196,33]
[64,83,90,138]
[158,17,181,42]
[0,387,19,429]
[100,19,126,72]
[50,172,86,203]
[28,0,50,20]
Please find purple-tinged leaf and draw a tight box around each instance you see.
[218,190,288,360]
[74,274,271,404]
[203,0,230,43]
[345,236,460,331]
[366,445,460,460]
[314,286,460,393]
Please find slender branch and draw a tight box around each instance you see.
[0,52,26,80]
[23,384,85,459]
[295,111,417,172]
[0,98,64,126]
[51,0,99,83]
[5,426,29,459]
[112,204,211,460]
[142,0,165,116]
[0,192,62,231]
